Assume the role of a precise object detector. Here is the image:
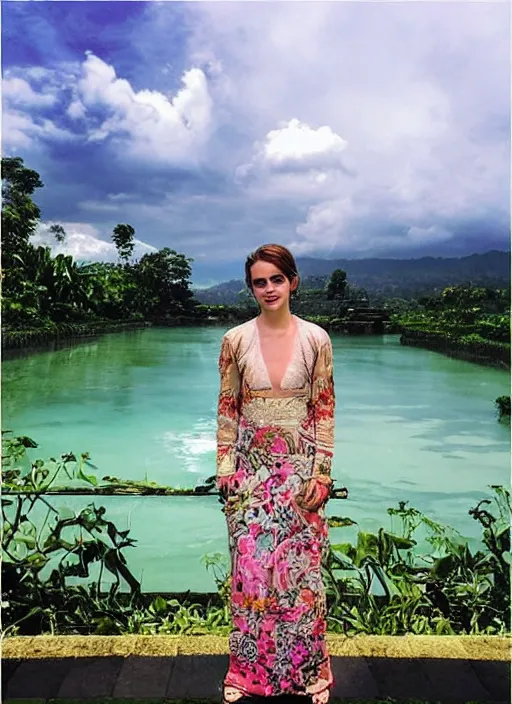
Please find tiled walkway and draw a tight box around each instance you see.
[3,635,510,703]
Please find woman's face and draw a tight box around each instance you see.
[250,260,297,313]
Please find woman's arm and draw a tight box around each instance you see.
[311,334,335,479]
[216,334,241,487]
[297,333,335,512]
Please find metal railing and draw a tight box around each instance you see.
[3,476,349,499]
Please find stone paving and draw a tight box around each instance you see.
[3,636,510,703]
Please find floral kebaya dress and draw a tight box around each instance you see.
[216,315,335,698]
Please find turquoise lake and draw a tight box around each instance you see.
[2,327,510,592]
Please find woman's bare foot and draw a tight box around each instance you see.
[311,688,329,704]
[223,685,244,703]
[307,681,330,704]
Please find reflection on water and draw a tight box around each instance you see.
[2,327,510,591]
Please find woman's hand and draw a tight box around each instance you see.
[217,475,235,501]
[217,474,242,509]
[296,475,332,512]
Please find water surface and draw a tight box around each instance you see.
[3,327,509,591]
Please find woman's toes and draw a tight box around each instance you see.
[223,686,244,703]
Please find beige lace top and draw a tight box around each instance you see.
[216,316,335,479]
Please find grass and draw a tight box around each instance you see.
[4,634,510,661]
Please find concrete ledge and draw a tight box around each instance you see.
[3,634,510,661]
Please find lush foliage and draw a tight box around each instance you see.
[1,432,141,635]
[395,284,510,343]
[2,156,44,266]
[2,320,149,352]
[195,274,372,318]
[324,488,510,635]
[1,157,197,329]
[325,269,348,301]
[395,284,510,370]
[1,432,228,636]
[5,158,509,352]
[495,396,511,421]
[112,224,135,262]
[2,433,509,637]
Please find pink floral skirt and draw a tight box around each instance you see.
[222,421,332,697]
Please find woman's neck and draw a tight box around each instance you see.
[257,308,295,330]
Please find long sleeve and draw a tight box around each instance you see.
[216,334,241,479]
[311,335,335,478]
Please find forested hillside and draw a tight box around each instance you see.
[194,251,510,305]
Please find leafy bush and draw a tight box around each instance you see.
[397,285,510,345]
[324,489,510,635]
[495,395,511,418]
[1,432,231,636]
[2,432,510,637]
[2,432,141,635]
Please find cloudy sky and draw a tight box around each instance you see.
[3,1,510,284]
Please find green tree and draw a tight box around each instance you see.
[326,269,347,301]
[2,245,93,325]
[49,224,67,244]
[133,248,194,318]
[79,261,136,319]
[112,224,135,262]
[1,156,43,266]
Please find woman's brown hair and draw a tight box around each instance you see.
[245,243,299,291]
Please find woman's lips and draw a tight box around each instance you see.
[265,297,278,303]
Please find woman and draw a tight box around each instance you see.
[216,244,335,704]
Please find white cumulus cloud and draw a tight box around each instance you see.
[77,52,213,163]
[260,118,347,172]
[67,99,86,120]
[293,198,356,254]
[236,118,351,200]
[3,1,508,262]
[3,110,74,151]
[237,119,349,178]
[2,71,75,150]
[32,222,157,263]
[183,1,509,257]
[3,52,215,167]
[3,75,57,108]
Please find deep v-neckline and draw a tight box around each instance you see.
[254,316,299,392]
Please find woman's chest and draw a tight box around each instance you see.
[258,332,296,391]
[238,330,313,394]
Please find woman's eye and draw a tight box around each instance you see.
[252,275,285,288]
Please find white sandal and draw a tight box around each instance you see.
[223,685,245,703]
[307,681,330,704]
[311,688,330,704]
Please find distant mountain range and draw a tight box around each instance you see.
[193,250,510,304]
